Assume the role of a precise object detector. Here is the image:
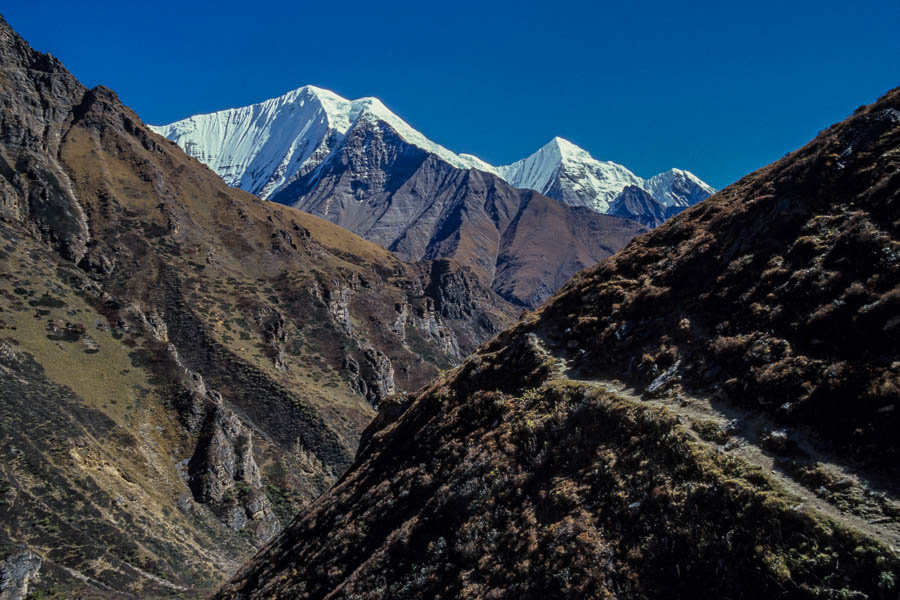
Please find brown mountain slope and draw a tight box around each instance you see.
[272,120,648,308]
[215,90,900,599]
[0,16,513,598]
[535,90,900,466]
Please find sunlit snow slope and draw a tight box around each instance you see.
[150,85,483,199]
[151,86,714,212]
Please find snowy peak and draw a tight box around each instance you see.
[150,85,476,199]
[547,136,593,161]
[645,167,717,208]
[151,84,715,218]
[493,137,715,214]
[149,85,339,198]
[496,137,645,213]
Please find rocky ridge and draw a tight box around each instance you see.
[270,119,648,307]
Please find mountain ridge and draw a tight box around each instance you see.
[213,86,900,600]
[150,85,715,214]
[267,121,648,308]
[153,85,719,307]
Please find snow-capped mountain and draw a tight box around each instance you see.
[149,85,711,307]
[149,85,485,200]
[645,168,717,209]
[489,137,647,213]
[483,138,716,214]
[151,86,655,308]
[151,85,714,215]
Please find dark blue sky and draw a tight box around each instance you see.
[5,1,899,189]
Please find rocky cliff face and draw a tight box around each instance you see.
[417,259,519,353]
[608,185,668,228]
[0,16,510,598]
[0,551,41,600]
[215,89,900,600]
[273,123,648,307]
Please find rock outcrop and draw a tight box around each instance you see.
[188,405,280,543]
[0,551,41,600]
[417,259,519,353]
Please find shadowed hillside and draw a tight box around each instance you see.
[215,89,900,599]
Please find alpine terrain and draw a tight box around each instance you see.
[215,89,900,599]
[0,16,516,598]
[149,86,714,215]
[151,86,715,307]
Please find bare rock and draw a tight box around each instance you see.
[760,428,799,455]
[363,346,396,405]
[0,550,41,600]
[187,405,280,544]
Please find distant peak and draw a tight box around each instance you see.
[648,167,716,193]
[298,84,335,95]
[537,136,592,163]
[272,85,341,107]
[662,167,693,178]
[548,136,577,149]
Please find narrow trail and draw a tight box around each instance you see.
[527,331,900,551]
[121,560,189,592]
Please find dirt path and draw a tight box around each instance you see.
[527,331,900,551]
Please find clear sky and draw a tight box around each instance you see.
[4,1,899,189]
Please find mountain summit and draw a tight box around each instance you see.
[151,85,714,216]
[150,85,488,200]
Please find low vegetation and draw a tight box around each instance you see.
[215,89,900,599]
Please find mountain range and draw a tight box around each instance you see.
[1,12,897,600]
[216,87,900,600]
[150,86,714,307]
[150,85,714,214]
